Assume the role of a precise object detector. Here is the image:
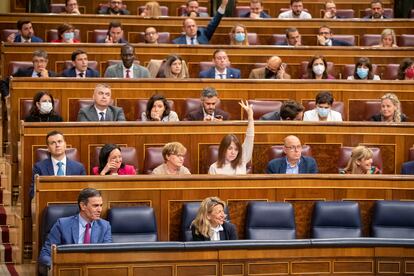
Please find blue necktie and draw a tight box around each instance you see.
[57,161,64,176]
[190,37,195,45]
[99,112,105,121]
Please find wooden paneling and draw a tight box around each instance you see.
[33,175,414,263]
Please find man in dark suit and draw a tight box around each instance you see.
[1,49,56,97]
[363,0,389,19]
[61,49,99,77]
[30,130,86,198]
[266,135,318,174]
[173,0,228,44]
[323,0,347,19]
[317,25,352,46]
[38,188,112,275]
[185,87,230,121]
[199,49,241,79]
[182,0,209,17]
[401,161,414,174]
[98,21,128,44]
[241,0,271,18]
[260,100,304,121]
[97,0,129,15]
[6,18,43,43]
[77,83,126,121]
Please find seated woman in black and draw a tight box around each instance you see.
[25,91,63,122]
[191,196,237,241]
[371,92,407,122]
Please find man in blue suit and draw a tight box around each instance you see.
[241,0,271,18]
[317,25,352,46]
[199,49,241,79]
[266,135,318,174]
[401,161,414,175]
[61,49,99,77]
[30,130,86,198]
[172,0,228,44]
[6,19,43,43]
[38,188,112,274]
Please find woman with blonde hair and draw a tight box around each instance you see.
[140,1,162,17]
[230,23,249,46]
[373,29,398,48]
[371,93,407,122]
[340,146,381,174]
[191,197,237,241]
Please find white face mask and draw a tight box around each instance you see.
[39,102,53,114]
[312,64,325,76]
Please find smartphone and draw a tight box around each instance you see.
[215,115,223,120]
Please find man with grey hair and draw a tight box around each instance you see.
[185,87,230,121]
[77,83,126,121]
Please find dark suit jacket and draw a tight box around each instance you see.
[241,11,271,18]
[371,113,407,122]
[401,161,414,175]
[61,67,100,78]
[363,14,390,19]
[185,106,230,121]
[97,6,130,15]
[260,111,282,120]
[77,104,126,122]
[39,215,112,266]
[266,156,318,174]
[172,11,223,44]
[191,221,238,241]
[97,37,128,44]
[14,34,43,42]
[331,38,352,46]
[30,158,86,198]
[199,67,241,79]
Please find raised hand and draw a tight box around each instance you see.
[239,99,253,119]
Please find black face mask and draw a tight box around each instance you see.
[265,68,277,79]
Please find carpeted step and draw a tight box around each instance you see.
[0,264,18,276]
[0,244,20,263]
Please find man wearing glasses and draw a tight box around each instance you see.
[144,27,159,44]
[98,0,130,15]
[266,135,318,174]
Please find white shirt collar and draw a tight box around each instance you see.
[210,225,223,241]
[122,64,134,78]
[75,68,86,78]
[215,68,227,79]
[186,35,198,45]
[51,156,67,175]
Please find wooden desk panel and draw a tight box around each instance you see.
[32,175,414,263]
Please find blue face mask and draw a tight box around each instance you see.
[356,67,369,79]
[63,32,74,41]
[234,33,246,43]
[317,107,330,118]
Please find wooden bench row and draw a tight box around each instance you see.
[0,13,411,48]
[33,175,414,263]
[2,43,413,78]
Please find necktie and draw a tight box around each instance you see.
[126,69,131,78]
[190,37,195,45]
[56,161,64,176]
[219,74,225,79]
[99,112,105,121]
[78,72,84,78]
[83,223,91,244]
[37,72,42,77]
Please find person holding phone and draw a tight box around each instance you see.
[249,56,291,79]
[99,21,128,44]
[185,87,230,121]
[7,19,43,43]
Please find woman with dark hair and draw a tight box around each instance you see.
[305,55,335,80]
[303,91,342,121]
[51,23,80,43]
[347,57,380,80]
[156,54,189,79]
[141,94,179,121]
[208,100,254,175]
[397,58,414,80]
[25,91,63,122]
[92,144,136,175]
[191,196,237,241]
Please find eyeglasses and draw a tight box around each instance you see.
[319,32,330,35]
[111,1,122,5]
[285,145,302,151]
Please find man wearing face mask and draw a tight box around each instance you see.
[249,56,291,79]
[317,25,352,46]
[303,91,342,121]
[104,44,150,78]
[199,49,240,79]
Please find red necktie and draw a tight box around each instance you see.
[83,223,91,244]
[126,69,131,78]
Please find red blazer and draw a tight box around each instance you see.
[92,164,136,175]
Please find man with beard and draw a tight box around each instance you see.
[7,18,43,43]
[278,0,312,19]
[185,87,230,121]
[249,56,291,79]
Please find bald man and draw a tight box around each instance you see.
[172,0,228,44]
[266,135,318,174]
[249,56,291,79]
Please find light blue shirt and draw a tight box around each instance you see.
[285,157,301,174]
[78,214,94,244]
